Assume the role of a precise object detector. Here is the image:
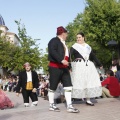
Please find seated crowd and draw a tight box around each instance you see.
[0,75,18,92]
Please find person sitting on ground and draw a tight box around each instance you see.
[12,78,17,92]
[41,79,49,100]
[99,73,104,81]
[54,82,65,104]
[101,70,120,98]
[8,78,13,92]
[116,71,120,83]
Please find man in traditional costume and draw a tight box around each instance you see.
[48,26,79,113]
[16,62,39,107]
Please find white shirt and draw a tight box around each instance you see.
[26,71,32,82]
[58,36,69,57]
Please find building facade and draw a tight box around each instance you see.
[0,15,19,76]
[0,15,19,46]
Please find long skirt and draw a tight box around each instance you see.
[71,60,102,98]
[0,90,14,109]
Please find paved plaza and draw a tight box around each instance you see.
[0,92,120,120]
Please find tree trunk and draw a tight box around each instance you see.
[2,67,8,78]
[7,67,14,73]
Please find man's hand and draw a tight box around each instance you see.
[32,88,37,93]
[16,93,19,97]
[61,60,69,66]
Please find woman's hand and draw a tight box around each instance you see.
[16,93,19,97]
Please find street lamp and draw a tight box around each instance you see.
[107,40,118,60]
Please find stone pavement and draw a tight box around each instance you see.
[0,92,120,120]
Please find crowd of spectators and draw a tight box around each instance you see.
[0,59,120,105]
[0,74,18,92]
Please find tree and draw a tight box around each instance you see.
[66,0,120,68]
[0,20,42,77]
[14,20,42,71]
[0,32,19,76]
[41,53,49,74]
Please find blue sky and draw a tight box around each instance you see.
[1,0,85,52]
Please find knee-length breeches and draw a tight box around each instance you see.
[22,89,38,103]
[49,66,72,90]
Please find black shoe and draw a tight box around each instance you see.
[86,102,94,106]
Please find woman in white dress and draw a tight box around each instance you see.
[70,32,102,106]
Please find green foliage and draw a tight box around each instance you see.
[0,20,42,76]
[14,20,42,71]
[84,0,120,44]
[41,52,49,74]
[66,0,120,68]
[0,36,18,68]
[0,34,19,76]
